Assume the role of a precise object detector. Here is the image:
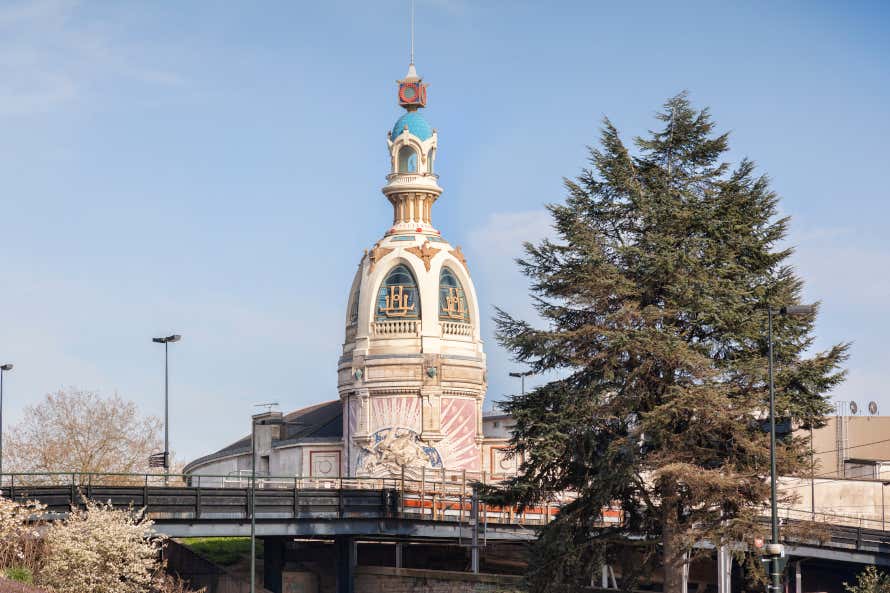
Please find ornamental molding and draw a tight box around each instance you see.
[367,386,420,396]
[442,388,483,397]
[367,242,394,273]
[450,246,469,271]
[405,240,440,272]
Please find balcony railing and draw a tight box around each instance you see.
[371,319,421,337]
[441,321,472,337]
[385,172,439,185]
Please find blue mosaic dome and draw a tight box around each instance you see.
[391,111,433,141]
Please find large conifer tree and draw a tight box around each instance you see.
[495,94,848,592]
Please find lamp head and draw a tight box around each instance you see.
[780,304,817,317]
[153,334,182,344]
[0,364,12,371]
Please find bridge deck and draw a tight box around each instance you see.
[2,473,890,560]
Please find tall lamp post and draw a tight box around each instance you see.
[509,370,534,395]
[766,304,815,592]
[250,404,282,593]
[152,334,181,482]
[0,363,12,477]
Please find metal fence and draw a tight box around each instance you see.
[2,472,882,536]
[0,471,578,527]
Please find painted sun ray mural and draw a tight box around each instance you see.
[437,398,479,470]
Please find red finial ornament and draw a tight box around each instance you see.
[398,63,427,110]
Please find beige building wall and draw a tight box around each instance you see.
[809,415,890,479]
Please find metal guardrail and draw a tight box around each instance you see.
[0,471,571,527]
[2,472,882,542]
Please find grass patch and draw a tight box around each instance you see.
[4,567,34,584]
[180,537,263,566]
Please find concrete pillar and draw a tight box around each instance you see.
[795,560,802,593]
[717,545,731,593]
[262,537,284,593]
[335,536,355,593]
[394,543,403,568]
[681,553,689,593]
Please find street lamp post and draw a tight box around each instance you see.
[250,404,282,593]
[152,335,181,482]
[508,371,534,395]
[250,414,258,593]
[0,364,13,477]
[766,304,815,592]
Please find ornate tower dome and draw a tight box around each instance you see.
[338,62,486,478]
[382,63,442,235]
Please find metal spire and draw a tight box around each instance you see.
[410,0,415,65]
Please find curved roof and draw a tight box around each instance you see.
[391,111,432,141]
[183,399,342,473]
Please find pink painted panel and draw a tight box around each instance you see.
[370,396,421,434]
[439,397,480,470]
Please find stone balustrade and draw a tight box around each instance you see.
[371,319,421,336]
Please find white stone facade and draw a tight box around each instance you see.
[184,61,513,485]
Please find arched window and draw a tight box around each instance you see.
[377,264,420,321]
[439,267,469,322]
[348,285,360,325]
[398,146,418,173]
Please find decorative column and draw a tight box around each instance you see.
[421,354,444,442]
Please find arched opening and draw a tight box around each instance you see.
[428,148,436,174]
[439,267,469,323]
[398,146,418,173]
[348,284,360,325]
[377,264,420,321]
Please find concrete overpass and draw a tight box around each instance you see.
[3,472,890,592]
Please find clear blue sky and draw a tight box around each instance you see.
[1,0,888,464]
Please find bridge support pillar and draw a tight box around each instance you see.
[335,536,355,593]
[394,542,403,568]
[599,564,616,588]
[795,560,802,593]
[262,537,284,593]
[717,545,731,593]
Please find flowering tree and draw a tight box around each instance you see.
[38,500,160,593]
[0,497,45,576]
[1,496,203,593]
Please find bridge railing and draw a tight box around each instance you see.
[778,506,890,533]
[0,471,579,528]
[2,472,882,537]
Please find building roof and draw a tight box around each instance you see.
[391,111,432,141]
[183,399,342,473]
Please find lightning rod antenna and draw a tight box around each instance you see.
[410,0,415,65]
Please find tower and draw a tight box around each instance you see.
[339,61,486,478]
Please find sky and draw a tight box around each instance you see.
[0,0,888,464]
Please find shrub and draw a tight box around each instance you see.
[37,500,161,593]
[0,497,45,576]
[845,566,890,593]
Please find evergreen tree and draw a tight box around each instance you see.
[494,94,848,592]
